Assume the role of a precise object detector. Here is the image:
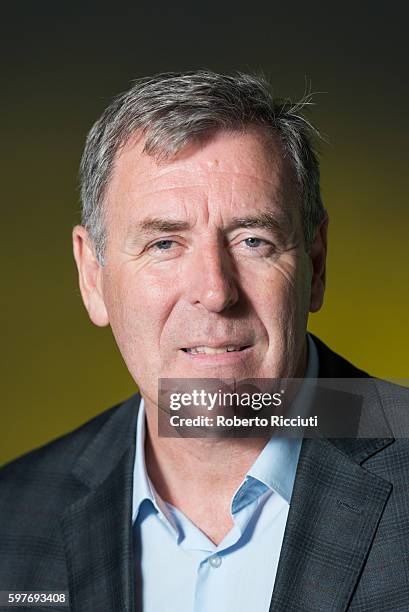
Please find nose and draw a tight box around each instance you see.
[186,242,239,313]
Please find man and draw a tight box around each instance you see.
[0,71,408,611]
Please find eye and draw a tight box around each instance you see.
[146,238,184,259]
[152,239,174,251]
[244,237,264,248]
[234,235,277,258]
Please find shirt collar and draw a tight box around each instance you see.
[132,333,319,520]
[132,401,156,523]
[132,398,180,528]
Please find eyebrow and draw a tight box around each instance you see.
[126,210,294,245]
[134,218,192,234]
[226,211,293,235]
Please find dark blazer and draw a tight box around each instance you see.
[1,336,409,611]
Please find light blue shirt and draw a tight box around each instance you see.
[132,334,319,612]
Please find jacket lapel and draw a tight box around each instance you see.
[59,394,140,612]
[270,336,395,610]
[270,436,393,611]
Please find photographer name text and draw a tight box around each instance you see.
[169,415,318,428]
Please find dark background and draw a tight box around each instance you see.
[2,3,408,464]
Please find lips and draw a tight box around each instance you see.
[181,345,250,355]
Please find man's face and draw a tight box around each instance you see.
[74,128,327,409]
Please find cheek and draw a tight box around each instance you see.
[250,257,309,343]
[271,251,311,313]
[102,266,176,354]
[254,264,299,315]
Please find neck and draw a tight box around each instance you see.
[144,410,269,543]
[145,410,270,501]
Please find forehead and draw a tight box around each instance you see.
[104,127,299,223]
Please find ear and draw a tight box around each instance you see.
[72,225,109,327]
[309,213,329,313]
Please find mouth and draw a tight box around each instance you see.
[181,345,251,355]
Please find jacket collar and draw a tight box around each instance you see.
[310,333,394,463]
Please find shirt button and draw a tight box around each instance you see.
[208,554,222,568]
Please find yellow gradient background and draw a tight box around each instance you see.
[1,6,408,464]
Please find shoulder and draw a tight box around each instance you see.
[0,394,139,510]
[0,394,140,585]
[373,378,409,436]
[373,377,409,403]
[310,333,409,441]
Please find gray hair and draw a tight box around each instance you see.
[80,70,326,264]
